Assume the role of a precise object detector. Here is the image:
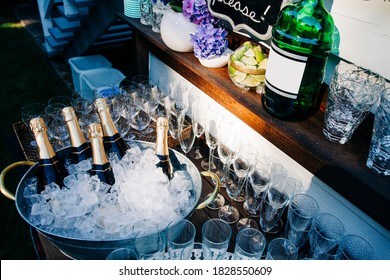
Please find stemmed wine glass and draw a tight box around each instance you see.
[189,94,206,160]
[178,112,196,157]
[203,110,225,210]
[218,143,257,224]
[140,80,160,134]
[129,97,151,140]
[216,120,237,187]
[45,103,70,150]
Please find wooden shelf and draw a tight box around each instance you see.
[118,14,390,230]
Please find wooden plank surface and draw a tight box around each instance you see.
[118,14,390,230]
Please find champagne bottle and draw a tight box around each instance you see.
[61,106,91,164]
[155,117,174,180]
[94,97,129,159]
[262,0,334,120]
[87,123,116,185]
[30,117,68,193]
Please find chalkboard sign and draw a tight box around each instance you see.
[207,0,291,41]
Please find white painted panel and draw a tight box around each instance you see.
[325,0,390,80]
[149,54,390,259]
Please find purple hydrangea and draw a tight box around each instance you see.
[182,0,215,25]
[190,23,228,60]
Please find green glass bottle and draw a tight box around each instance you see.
[262,0,334,120]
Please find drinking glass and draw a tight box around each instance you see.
[139,0,152,26]
[236,218,259,232]
[166,219,196,260]
[120,85,140,140]
[367,87,390,175]
[269,162,288,189]
[259,186,289,233]
[21,102,47,147]
[139,80,160,134]
[129,99,151,140]
[265,238,298,260]
[202,219,232,260]
[106,248,138,260]
[323,62,385,144]
[234,228,266,260]
[219,144,256,224]
[281,176,304,204]
[284,194,319,250]
[233,144,258,203]
[217,123,238,188]
[309,213,345,259]
[243,167,271,217]
[185,242,211,260]
[170,79,189,116]
[339,234,374,260]
[151,0,168,33]
[202,111,219,171]
[189,93,206,160]
[178,113,196,157]
[45,103,69,150]
[135,228,166,260]
[48,95,71,106]
[21,102,46,128]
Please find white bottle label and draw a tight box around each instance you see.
[265,42,308,100]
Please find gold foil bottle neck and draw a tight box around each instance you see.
[30,117,55,159]
[156,117,169,129]
[94,98,108,112]
[88,123,103,139]
[61,106,76,122]
[30,117,47,135]
[155,117,169,157]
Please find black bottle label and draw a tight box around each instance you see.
[91,162,115,185]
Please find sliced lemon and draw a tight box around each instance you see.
[228,65,236,75]
[233,70,247,83]
[259,58,268,69]
[241,56,258,66]
[234,46,247,60]
[254,47,265,63]
[243,48,255,57]
[254,74,265,83]
[242,75,260,87]
[243,41,253,50]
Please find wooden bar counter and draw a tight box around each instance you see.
[118,14,389,230]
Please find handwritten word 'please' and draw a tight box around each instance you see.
[211,0,262,23]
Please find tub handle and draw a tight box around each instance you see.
[0,161,36,201]
[196,171,221,210]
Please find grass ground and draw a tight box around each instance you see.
[0,0,136,259]
[0,1,73,259]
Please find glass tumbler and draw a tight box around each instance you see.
[202,219,232,260]
[367,87,390,175]
[234,228,266,260]
[166,219,196,260]
[323,62,385,144]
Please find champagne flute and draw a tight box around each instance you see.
[178,112,196,157]
[202,110,225,209]
[129,99,151,140]
[219,143,256,224]
[217,125,238,188]
[189,98,206,159]
[201,110,219,171]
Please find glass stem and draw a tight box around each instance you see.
[208,147,215,171]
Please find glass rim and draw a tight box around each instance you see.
[312,213,345,240]
[335,63,386,88]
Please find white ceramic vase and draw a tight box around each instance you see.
[198,49,233,68]
[160,9,197,52]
